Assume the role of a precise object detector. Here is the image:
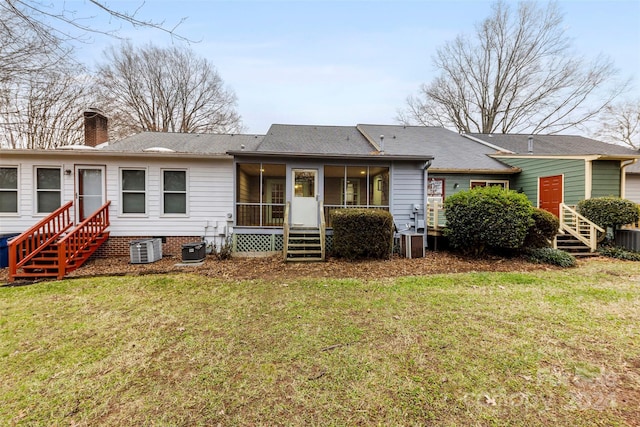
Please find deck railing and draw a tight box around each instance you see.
[319,201,326,260]
[283,202,290,261]
[558,203,605,252]
[426,200,446,230]
[8,201,74,279]
[236,203,286,227]
[56,201,111,279]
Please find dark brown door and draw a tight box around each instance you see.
[539,175,563,217]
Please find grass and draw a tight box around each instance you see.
[1,260,639,426]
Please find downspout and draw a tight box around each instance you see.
[422,160,433,248]
[620,159,638,199]
[585,159,593,200]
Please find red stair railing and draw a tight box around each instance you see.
[56,201,111,279]
[8,201,74,281]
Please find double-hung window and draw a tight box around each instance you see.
[121,169,146,214]
[36,167,61,213]
[162,170,187,215]
[0,167,18,214]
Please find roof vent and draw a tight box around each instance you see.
[379,135,385,155]
[143,147,175,153]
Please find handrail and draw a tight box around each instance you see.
[56,201,111,279]
[283,201,290,261]
[559,203,605,252]
[9,201,74,279]
[319,201,326,261]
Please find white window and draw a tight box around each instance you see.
[162,170,187,215]
[470,180,509,189]
[121,169,146,214]
[36,167,61,213]
[0,167,18,214]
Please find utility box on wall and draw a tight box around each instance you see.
[400,234,424,259]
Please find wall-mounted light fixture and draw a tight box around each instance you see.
[64,169,72,175]
[453,183,459,189]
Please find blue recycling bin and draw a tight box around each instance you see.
[0,233,19,268]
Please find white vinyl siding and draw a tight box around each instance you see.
[390,162,426,228]
[0,154,234,246]
[0,166,18,214]
[625,175,640,204]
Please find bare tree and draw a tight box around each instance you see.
[398,1,627,135]
[95,43,243,138]
[593,99,640,149]
[1,0,191,47]
[0,6,89,149]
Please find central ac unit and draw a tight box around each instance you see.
[130,238,162,264]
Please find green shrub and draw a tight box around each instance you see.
[527,248,577,267]
[331,208,394,260]
[577,197,640,230]
[443,186,534,255]
[598,245,640,261]
[523,208,560,249]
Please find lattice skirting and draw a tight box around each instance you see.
[234,234,284,252]
[233,233,333,253]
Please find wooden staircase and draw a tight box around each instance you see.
[555,203,605,257]
[8,201,111,282]
[285,228,324,261]
[283,201,326,262]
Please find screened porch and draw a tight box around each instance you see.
[235,163,390,228]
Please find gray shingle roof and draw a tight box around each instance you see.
[100,132,263,154]
[467,133,640,156]
[357,125,516,171]
[255,124,375,155]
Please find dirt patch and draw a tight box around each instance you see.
[0,250,566,284]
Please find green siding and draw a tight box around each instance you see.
[497,158,586,206]
[429,173,514,199]
[591,160,621,198]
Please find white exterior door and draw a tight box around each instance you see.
[291,169,318,227]
[76,166,105,221]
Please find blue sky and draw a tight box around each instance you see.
[58,0,640,134]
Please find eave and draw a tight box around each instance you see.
[0,148,231,160]
[429,167,521,174]
[490,153,640,161]
[227,150,434,162]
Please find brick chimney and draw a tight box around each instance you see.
[84,108,108,147]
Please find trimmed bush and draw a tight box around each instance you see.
[524,208,560,249]
[444,186,534,255]
[331,209,394,260]
[577,197,640,230]
[527,248,577,267]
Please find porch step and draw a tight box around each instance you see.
[555,234,599,257]
[10,232,109,280]
[286,228,324,262]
